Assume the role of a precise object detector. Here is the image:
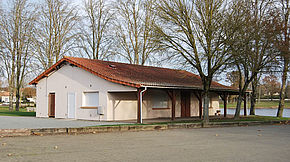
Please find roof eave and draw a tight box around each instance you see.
[140,85,239,93]
[29,58,66,85]
[29,57,141,89]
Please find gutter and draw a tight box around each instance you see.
[141,85,239,93]
[139,87,147,124]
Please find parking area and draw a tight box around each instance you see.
[0,116,126,129]
[1,125,290,161]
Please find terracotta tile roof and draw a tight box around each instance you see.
[0,91,10,96]
[29,57,237,92]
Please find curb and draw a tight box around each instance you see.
[0,120,289,137]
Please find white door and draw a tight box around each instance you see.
[67,92,76,119]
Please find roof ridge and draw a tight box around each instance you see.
[65,56,186,73]
[61,57,232,90]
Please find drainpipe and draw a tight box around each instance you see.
[139,87,147,124]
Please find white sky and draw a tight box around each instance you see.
[0,0,288,87]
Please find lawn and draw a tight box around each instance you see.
[220,101,290,109]
[152,116,290,124]
[208,115,290,122]
[0,106,36,117]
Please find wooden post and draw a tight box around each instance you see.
[171,91,176,120]
[137,89,141,123]
[244,93,247,116]
[224,93,227,117]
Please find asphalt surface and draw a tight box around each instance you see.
[0,125,290,162]
[0,116,125,129]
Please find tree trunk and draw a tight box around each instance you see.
[8,85,14,111]
[203,90,210,123]
[235,74,251,119]
[202,79,211,124]
[250,91,256,115]
[235,83,250,119]
[258,84,261,103]
[277,58,289,117]
[15,86,21,112]
[234,94,243,119]
[250,76,257,115]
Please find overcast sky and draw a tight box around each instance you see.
[0,0,288,86]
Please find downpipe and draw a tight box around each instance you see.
[139,87,147,124]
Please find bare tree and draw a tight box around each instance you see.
[114,0,162,65]
[0,8,4,85]
[276,0,289,117]
[0,0,36,111]
[262,75,281,100]
[227,0,279,119]
[0,3,15,111]
[250,74,261,115]
[226,71,243,89]
[154,0,233,123]
[78,0,114,60]
[33,0,79,70]
[22,87,36,98]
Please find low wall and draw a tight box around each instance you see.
[0,120,288,137]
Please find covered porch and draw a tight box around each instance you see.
[135,87,244,123]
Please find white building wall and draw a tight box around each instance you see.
[209,93,220,115]
[107,90,178,121]
[36,63,136,120]
[2,96,9,103]
[36,78,48,117]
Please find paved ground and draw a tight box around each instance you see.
[0,116,125,129]
[0,125,290,162]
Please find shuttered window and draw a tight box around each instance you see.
[82,92,99,107]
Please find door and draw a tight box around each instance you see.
[48,93,55,117]
[181,91,191,117]
[67,92,76,119]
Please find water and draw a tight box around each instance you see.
[220,108,290,118]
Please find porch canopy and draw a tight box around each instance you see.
[135,86,241,123]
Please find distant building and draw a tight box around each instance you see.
[0,91,36,103]
[0,91,16,103]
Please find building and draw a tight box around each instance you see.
[29,57,237,123]
[0,91,16,103]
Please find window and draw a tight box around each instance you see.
[152,91,169,109]
[82,92,99,107]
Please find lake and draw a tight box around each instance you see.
[220,108,290,118]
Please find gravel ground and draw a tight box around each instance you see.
[0,116,126,129]
[0,125,290,162]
